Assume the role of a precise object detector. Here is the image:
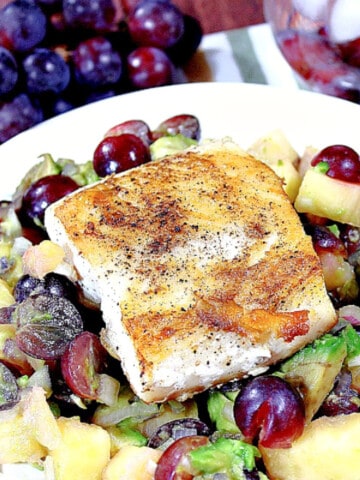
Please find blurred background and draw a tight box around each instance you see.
[172,0,264,33]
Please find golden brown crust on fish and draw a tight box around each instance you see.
[45,139,337,403]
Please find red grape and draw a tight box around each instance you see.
[127,46,173,89]
[103,119,153,145]
[233,375,305,448]
[310,225,348,257]
[311,144,360,183]
[127,0,184,49]
[152,114,201,140]
[93,132,151,176]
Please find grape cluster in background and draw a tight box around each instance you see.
[0,0,203,144]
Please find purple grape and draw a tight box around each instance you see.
[127,0,184,49]
[62,0,116,31]
[311,144,360,183]
[127,46,173,89]
[0,46,18,96]
[14,293,83,360]
[166,14,203,66]
[72,36,122,87]
[0,0,47,52]
[0,362,19,410]
[93,133,151,176]
[22,47,70,95]
[0,93,43,144]
[14,272,78,303]
[20,174,79,225]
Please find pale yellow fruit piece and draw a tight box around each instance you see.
[247,129,301,201]
[22,240,65,279]
[269,160,301,202]
[47,416,111,480]
[260,413,360,480]
[0,278,15,307]
[247,128,299,165]
[295,169,360,227]
[0,386,61,464]
[102,445,162,480]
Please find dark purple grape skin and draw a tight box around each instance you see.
[0,0,47,52]
[20,174,79,226]
[0,93,43,144]
[311,144,360,183]
[0,361,19,410]
[72,36,122,88]
[93,132,151,176]
[127,0,185,49]
[148,417,211,449]
[62,0,116,31]
[0,46,18,96]
[13,273,78,304]
[319,369,360,417]
[166,14,203,66]
[22,47,70,95]
[233,375,305,448]
[13,293,83,360]
[127,46,173,89]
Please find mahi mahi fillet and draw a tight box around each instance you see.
[44,139,337,402]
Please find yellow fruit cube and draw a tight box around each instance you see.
[0,386,61,464]
[260,413,360,480]
[47,416,111,480]
[102,445,162,480]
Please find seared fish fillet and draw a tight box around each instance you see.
[45,139,337,403]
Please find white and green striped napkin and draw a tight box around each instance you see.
[187,23,305,90]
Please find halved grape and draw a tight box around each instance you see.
[13,272,78,304]
[148,417,211,449]
[13,293,83,360]
[233,375,305,448]
[154,435,210,480]
[61,330,108,400]
[0,361,19,410]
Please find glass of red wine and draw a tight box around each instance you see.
[263,0,360,103]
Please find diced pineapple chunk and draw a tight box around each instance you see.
[247,129,301,201]
[0,386,61,464]
[0,278,15,307]
[47,416,111,480]
[247,128,299,165]
[295,169,360,227]
[102,445,162,480]
[260,413,360,480]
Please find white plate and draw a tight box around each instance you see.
[1,82,360,200]
[0,82,359,479]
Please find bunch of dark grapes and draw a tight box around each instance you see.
[0,0,203,144]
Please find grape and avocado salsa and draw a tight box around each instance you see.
[1,115,360,479]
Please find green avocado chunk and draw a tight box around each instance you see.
[207,389,241,434]
[189,437,265,480]
[278,333,347,422]
[150,134,197,161]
